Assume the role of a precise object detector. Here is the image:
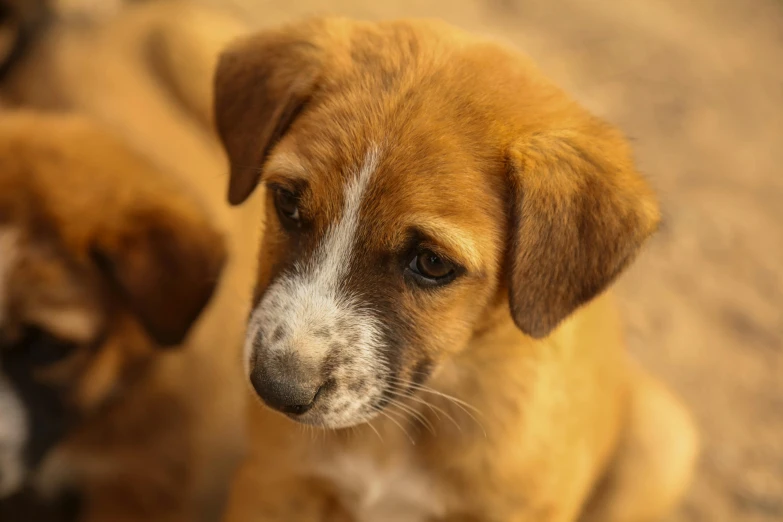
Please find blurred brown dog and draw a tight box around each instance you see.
[0,111,230,522]
[214,18,699,522]
[0,2,263,521]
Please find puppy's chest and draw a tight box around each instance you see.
[311,449,446,522]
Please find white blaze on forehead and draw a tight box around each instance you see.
[0,227,20,326]
[244,146,387,427]
[309,146,381,289]
[0,375,29,497]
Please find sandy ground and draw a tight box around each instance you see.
[182,1,782,520]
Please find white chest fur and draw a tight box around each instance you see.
[313,450,446,522]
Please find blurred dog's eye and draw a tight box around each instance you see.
[22,326,78,367]
[273,187,300,224]
[408,250,456,286]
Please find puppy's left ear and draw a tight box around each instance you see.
[506,121,660,338]
[92,207,227,347]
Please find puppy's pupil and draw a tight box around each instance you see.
[418,252,450,278]
[274,188,299,220]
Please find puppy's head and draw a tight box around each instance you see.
[214,18,659,428]
[0,112,226,496]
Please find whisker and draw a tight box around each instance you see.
[366,419,384,444]
[384,408,419,444]
[373,407,415,445]
[387,387,443,422]
[386,388,462,433]
[387,377,483,416]
[385,397,436,435]
[386,377,487,438]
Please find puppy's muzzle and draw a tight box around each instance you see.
[249,352,326,417]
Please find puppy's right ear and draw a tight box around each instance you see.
[214,27,320,205]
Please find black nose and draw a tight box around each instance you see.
[250,367,323,416]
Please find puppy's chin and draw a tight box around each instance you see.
[285,402,384,430]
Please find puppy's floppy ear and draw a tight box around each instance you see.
[506,121,659,338]
[91,207,227,347]
[214,25,321,205]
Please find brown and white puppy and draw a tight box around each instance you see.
[0,111,227,522]
[215,18,699,522]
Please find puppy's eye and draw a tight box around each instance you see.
[21,326,78,367]
[273,187,300,224]
[407,250,456,286]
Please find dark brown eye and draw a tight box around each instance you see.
[408,250,456,285]
[273,187,300,223]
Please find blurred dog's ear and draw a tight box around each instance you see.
[91,207,227,347]
[0,0,50,81]
[506,121,659,338]
[214,23,322,206]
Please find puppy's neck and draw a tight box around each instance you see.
[428,315,537,425]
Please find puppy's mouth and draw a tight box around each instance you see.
[245,337,439,431]
[247,353,391,429]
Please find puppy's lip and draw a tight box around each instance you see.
[292,410,381,430]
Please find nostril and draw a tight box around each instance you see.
[281,402,312,416]
[278,383,324,416]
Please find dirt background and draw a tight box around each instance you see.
[191,1,782,520]
[49,0,783,520]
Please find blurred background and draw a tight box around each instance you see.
[8,0,783,521]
